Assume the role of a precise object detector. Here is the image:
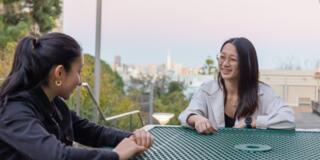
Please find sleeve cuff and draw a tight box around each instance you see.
[66,147,120,160]
[256,116,268,129]
[103,150,119,160]
[179,111,199,128]
[102,150,119,160]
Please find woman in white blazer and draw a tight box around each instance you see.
[179,37,295,134]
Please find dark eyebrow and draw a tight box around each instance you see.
[220,52,237,57]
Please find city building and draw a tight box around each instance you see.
[112,54,320,108]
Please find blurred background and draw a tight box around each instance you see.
[1,0,320,131]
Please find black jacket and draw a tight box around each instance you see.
[0,87,132,160]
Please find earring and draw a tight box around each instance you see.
[55,80,62,86]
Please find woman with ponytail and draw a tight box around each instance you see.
[0,32,153,160]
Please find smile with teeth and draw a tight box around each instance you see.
[221,68,232,74]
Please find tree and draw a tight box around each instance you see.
[0,0,62,48]
[0,41,15,78]
[0,0,62,78]
[168,81,184,93]
[126,75,189,125]
[67,54,140,131]
[154,81,189,125]
[199,56,217,77]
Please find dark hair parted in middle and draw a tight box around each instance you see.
[218,37,259,119]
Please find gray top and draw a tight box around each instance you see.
[179,80,295,129]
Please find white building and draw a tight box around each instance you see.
[260,70,320,107]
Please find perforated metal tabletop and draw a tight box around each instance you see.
[134,125,320,160]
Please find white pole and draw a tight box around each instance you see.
[94,0,102,123]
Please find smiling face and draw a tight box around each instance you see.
[53,55,84,100]
[218,43,239,81]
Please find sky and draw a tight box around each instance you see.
[63,0,320,69]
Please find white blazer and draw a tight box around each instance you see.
[179,80,295,129]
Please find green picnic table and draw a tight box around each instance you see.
[134,125,320,160]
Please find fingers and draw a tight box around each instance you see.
[125,138,146,154]
[205,122,216,133]
[135,145,147,153]
[195,122,208,133]
[132,129,154,148]
[234,123,245,128]
[195,122,203,133]
[135,137,148,154]
[203,121,214,134]
[129,135,135,141]
[233,119,246,128]
[199,124,204,133]
[141,132,146,147]
[195,118,216,134]
[136,131,143,146]
[145,132,153,148]
[113,138,145,160]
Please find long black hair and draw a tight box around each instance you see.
[218,37,259,119]
[0,32,82,106]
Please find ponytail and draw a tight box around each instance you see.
[0,37,39,105]
[0,32,81,106]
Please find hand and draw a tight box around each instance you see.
[188,115,216,134]
[233,120,245,128]
[113,138,146,160]
[234,118,256,128]
[129,129,154,148]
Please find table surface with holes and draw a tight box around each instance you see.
[134,125,320,160]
